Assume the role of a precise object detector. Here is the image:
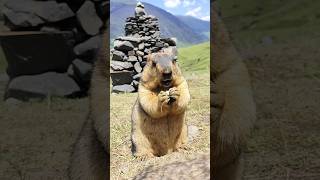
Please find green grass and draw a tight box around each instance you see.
[178,42,210,74]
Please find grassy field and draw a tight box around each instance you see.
[110,43,210,179]
[179,42,210,74]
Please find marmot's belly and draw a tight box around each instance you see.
[142,115,184,156]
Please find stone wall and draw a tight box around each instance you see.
[0,0,107,100]
[110,2,177,93]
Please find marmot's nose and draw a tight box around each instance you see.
[163,70,172,80]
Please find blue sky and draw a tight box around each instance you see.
[140,0,210,21]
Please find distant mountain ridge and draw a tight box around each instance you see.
[110,1,210,46]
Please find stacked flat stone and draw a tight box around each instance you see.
[1,0,107,100]
[111,2,177,93]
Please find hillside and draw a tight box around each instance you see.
[176,15,210,38]
[110,1,209,46]
[179,42,210,74]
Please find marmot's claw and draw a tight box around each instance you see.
[159,91,170,104]
[168,87,180,101]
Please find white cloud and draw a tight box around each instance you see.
[164,0,181,8]
[200,15,210,21]
[185,6,202,17]
[182,0,196,7]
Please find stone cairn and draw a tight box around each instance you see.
[111,2,177,93]
[0,0,107,101]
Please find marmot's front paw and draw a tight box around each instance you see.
[159,91,170,105]
[168,87,180,104]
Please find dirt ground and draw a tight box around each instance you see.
[240,37,320,179]
[0,82,88,179]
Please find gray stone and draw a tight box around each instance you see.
[6,72,81,100]
[67,64,75,76]
[188,125,199,142]
[128,50,135,56]
[128,56,138,62]
[133,73,142,80]
[153,32,160,37]
[112,50,126,61]
[110,71,133,85]
[5,98,22,107]
[3,7,43,27]
[113,84,135,93]
[3,1,74,27]
[155,42,164,48]
[144,48,151,54]
[0,73,9,82]
[136,51,144,57]
[72,59,92,81]
[77,1,103,35]
[131,80,139,88]
[135,6,146,17]
[74,35,102,56]
[40,26,60,33]
[115,36,144,43]
[111,61,133,71]
[138,43,145,50]
[134,62,142,73]
[114,40,134,52]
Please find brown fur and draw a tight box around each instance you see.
[131,49,191,158]
[68,30,109,180]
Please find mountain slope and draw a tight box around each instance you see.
[179,42,210,74]
[176,15,210,38]
[110,2,208,46]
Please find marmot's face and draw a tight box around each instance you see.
[142,53,182,90]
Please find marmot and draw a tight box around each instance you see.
[68,30,109,180]
[131,47,190,158]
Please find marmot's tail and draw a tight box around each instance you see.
[68,119,108,180]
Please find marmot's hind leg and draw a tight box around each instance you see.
[131,129,155,159]
[69,119,107,180]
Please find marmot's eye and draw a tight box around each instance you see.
[152,61,156,67]
[173,56,178,63]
